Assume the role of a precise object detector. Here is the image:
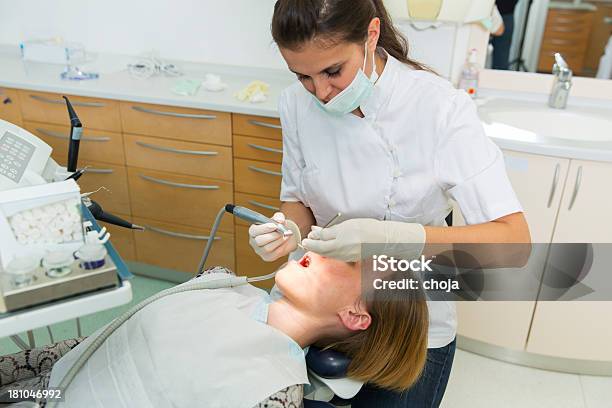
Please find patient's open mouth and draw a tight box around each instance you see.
[300,255,311,268]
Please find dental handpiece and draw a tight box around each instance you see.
[224,204,293,237]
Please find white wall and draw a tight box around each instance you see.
[0,0,485,80]
[0,0,285,69]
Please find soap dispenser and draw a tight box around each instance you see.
[459,48,480,99]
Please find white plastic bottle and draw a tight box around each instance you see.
[458,48,479,99]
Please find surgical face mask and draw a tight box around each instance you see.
[313,42,379,117]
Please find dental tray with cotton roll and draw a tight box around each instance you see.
[1,249,119,312]
[0,180,123,313]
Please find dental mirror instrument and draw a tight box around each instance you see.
[297,212,343,250]
[323,212,343,228]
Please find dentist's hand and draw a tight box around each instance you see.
[302,218,426,262]
[249,212,302,262]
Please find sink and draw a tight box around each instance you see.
[478,98,612,143]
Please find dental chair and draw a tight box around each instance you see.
[303,346,363,407]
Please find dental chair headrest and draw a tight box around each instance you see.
[306,346,351,379]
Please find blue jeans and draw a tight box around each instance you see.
[492,13,515,70]
[351,338,456,408]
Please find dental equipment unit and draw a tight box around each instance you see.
[0,98,137,312]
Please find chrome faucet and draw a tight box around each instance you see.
[549,53,573,109]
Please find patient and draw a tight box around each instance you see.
[0,252,428,407]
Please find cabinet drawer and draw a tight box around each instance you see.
[234,159,282,198]
[120,102,231,146]
[124,133,232,180]
[233,114,282,141]
[235,224,284,290]
[78,162,131,215]
[234,192,282,227]
[24,121,125,166]
[547,9,595,27]
[99,213,136,261]
[134,217,235,274]
[128,167,234,232]
[234,135,283,164]
[19,91,121,132]
[543,25,592,42]
[0,88,23,126]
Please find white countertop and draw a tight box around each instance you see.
[2,44,611,163]
[0,44,295,118]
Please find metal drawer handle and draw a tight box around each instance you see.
[549,39,576,46]
[248,165,282,177]
[547,163,561,209]
[553,17,576,24]
[36,128,111,142]
[132,105,216,120]
[551,27,583,33]
[139,174,220,190]
[248,200,280,212]
[248,120,281,130]
[136,140,219,156]
[247,143,283,155]
[85,168,114,174]
[30,94,105,108]
[568,166,582,211]
[146,225,220,241]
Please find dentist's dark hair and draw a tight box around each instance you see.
[271,0,429,71]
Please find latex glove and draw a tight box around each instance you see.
[248,212,301,262]
[302,218,426,262]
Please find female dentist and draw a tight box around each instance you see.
[249,0,531,406]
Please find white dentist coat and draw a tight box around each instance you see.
[279,50,523,349]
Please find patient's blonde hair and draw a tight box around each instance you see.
[330,273,429,392]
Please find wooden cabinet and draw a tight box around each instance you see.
[124,134,233,180]
[133,217,235,274]
[538,8,596,75]
[24,121,125,165]
[0,88,23,126]
[127,167,234,231]
[234,135,283,164]
[232,114,282,140]
[234,159,283,198]
[232,114,284,286]
[584,4,612,75]
[19,90,121,132]
[120,102,231,145]
[526,160,612,360]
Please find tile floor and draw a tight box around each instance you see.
[441,349,612,408]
